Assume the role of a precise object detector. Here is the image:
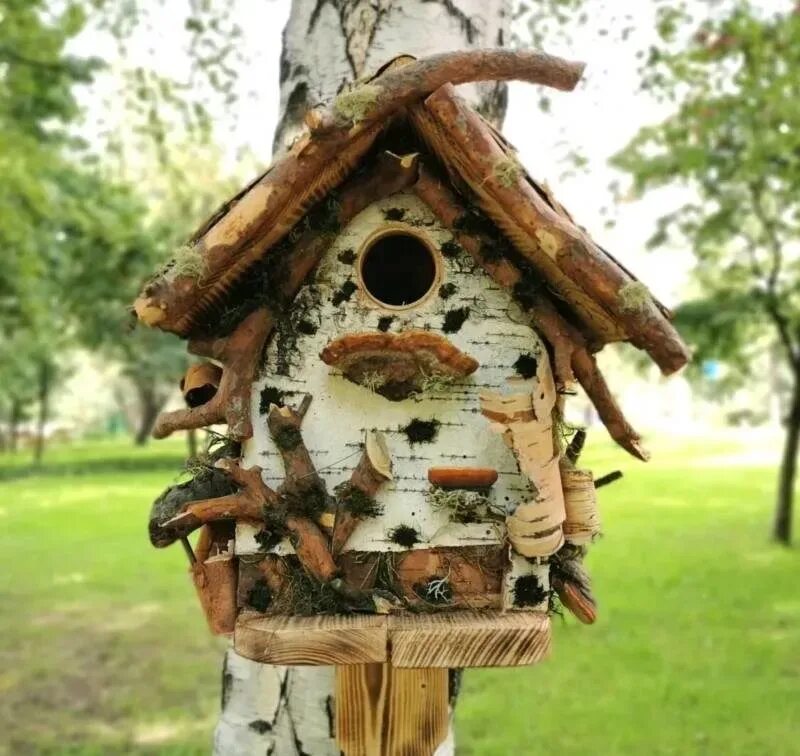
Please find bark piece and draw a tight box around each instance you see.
[320,330,479,399]
[388,610,551,667]
[335,664,449,756]
[234,614,389,665]
[409,87,690,374]
[153,308,271,439]
[191,554,238,636]
[332,431,393,555]
[181,363,223,407]
[480,389,566,558]
[414,166,649,460]
[562,467,601,545]
[427,467,498,489]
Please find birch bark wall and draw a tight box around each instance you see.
[215,2,510,754]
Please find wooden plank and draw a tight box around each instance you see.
[335,663,449,756]
[389,610,551,668]
[234,613,388,666]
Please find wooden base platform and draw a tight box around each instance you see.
[234,609,551,667]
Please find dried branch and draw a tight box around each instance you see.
[331,431,393,555]
[411,87,690,375]
[311,48,585,133]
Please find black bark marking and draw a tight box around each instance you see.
[443,306,470,333]
[383,207,406,221]
[377,315,394,332]
[439,282,458,300]
[249,719,273,734]
[332,279,357,306]
[337,247,357,264]
[221,654,233,710]
[297,318,318,335]
[513,353,538,379]
[421,0,478,42]
[260,386,285,414]
[325,695,336,739]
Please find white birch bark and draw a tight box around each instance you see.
[215,2,510,753]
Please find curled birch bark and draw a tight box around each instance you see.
[561,467,601,545]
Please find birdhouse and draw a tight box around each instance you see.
[135,50,688,752]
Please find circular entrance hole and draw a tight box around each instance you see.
[359,232,437,308]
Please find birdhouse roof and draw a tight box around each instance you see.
[133,50,688,380]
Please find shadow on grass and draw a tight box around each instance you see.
[0,455,186,482]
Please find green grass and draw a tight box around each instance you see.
[0,434,798,754]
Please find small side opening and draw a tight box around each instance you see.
[359,232,437,308]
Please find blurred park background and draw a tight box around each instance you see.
[1,0,799,753]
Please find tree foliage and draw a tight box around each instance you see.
[615,1,800,542]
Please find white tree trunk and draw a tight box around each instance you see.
[215,2,509,753]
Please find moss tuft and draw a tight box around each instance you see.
[335,482,383,518]
[513,353,538,379]
[259,386,285,414]
[438,283,457,300]
[618,281,651,312]
[247,579,272,612]
[512,574,547,607]
[387,524,421,548]
[402,418,440,444]
[334,84,382,123]
[254,528,282,551]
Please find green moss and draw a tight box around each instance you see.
[618,281,651,312]
[335,482,382,518]
[334,84,382,123]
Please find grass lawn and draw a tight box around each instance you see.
[0,432,797,754]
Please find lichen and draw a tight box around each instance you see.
[416,371,456,395]
[427,486,500,524]
[164,242,205,282]
[358,371,388,393]
[618,281,651,312]
[493,155,522,188]
[413,576,453,605]
[333,84,382,123]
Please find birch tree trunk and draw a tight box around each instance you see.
[214,2,509,753]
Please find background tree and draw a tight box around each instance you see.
[615,1,800,544]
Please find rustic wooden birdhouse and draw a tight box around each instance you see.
[135,50,688,753]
